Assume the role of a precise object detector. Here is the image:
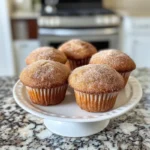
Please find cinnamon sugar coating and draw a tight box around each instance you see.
[69,64,124,93]
[26,47,67,65]
[20,60,70,88]
[58,39,97,60]
[89,49,136,72]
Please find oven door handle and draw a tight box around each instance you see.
[39,28,118,36]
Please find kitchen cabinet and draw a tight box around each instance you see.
[131,37,150,68]
[121,15,150,68]
[0,0,15,76]
[14,40,39,75]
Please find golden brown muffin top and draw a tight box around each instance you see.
[20,60,70,88]
[26,47,67,65]
[58,39,97,59]
[89,49,136,72]
[69,64,124,93]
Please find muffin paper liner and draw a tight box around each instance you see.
[120,71,131,86]
[26,84,67,106]
[74,90,119,112]
[68,58,90,70]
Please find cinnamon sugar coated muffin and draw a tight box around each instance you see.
[58,39,97,70]
[69,64,124,112]
[26,47,67,65]
[20,60,70,105]
[89,50,136,85]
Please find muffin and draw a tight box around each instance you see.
[26,47,67,65]
[89,50,136,85]
[69,64,124,112]
[58,39,97,70]
[20,60,70,106]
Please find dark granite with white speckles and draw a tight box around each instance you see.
[0,69,150,150]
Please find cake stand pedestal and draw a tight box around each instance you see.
[44,119,109,137]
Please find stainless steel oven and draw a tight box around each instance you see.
[39,27,119,50]
[38,0,121,50]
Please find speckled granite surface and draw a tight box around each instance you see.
[0,69,150,150]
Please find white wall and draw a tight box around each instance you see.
[0,0,15,76]
[104,0,150,12]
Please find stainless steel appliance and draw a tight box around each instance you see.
[38,0,121,50]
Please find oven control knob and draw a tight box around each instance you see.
[103,16,110,25]
[112,16,120,25]
[50,17,60,26]
[95,16,103,25]
[38,18,45,26]
[45,19,51,26]
[54,17,60,26]
[38,18,52,27]
[50,18,55,26]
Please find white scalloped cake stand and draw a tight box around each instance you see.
[13,76,142,137]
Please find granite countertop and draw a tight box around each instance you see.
[0,68,150,150]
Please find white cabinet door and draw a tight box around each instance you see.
[14,40,40,75]
[131,37,150,68]
[0,0,15,76]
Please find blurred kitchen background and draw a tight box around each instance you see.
[1,0,150,76]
